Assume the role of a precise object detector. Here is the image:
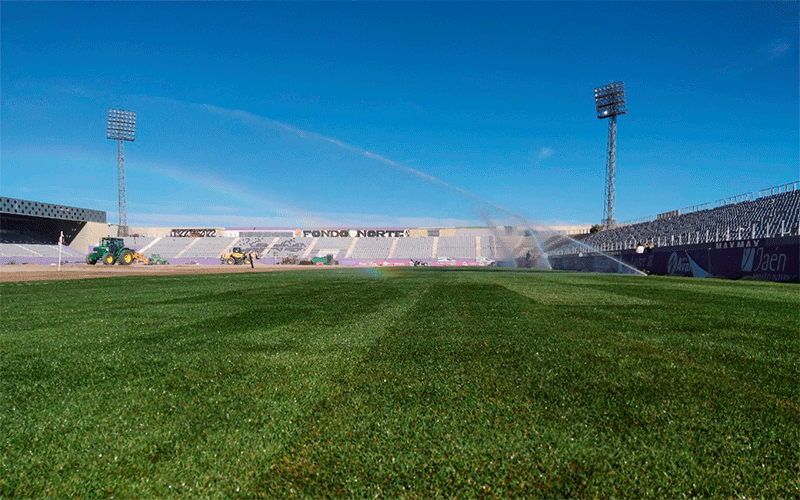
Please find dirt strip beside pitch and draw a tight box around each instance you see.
[0,264,319,282]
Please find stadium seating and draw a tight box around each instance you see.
[495,236,525,258]
[0,231,85,260]
[479,237,496,259]
[236,236,276,256]
[567,189,799,254]
[0,243,84,259]
[1,183,795,264]
[349,238,394,259]
[311,237,354,259]
[437,236,477,258]
[122,237,157,251]
[0,232,48,245]
[454,228,494,237]
[393,237,434,259]
[179,237,237,259]
[265,237,314,259]
[141,237,193,259]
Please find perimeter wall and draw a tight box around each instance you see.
[550,236,800,282]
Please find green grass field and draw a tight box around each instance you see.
[2,268,798,498]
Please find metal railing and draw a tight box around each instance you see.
[614,181,799,226]
[550,218,799,255]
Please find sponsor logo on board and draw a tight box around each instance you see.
[667,252,690,275]
[741,247,787,272]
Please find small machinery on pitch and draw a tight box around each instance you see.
[220,247,259,265]
[86,237,141,266]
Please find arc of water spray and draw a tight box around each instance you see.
[289,116,644,275]
[202,103,645,275]
[203,103,486,205]
[476,209,517,267]
[499,213,552,270]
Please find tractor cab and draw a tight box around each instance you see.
[97,237,123,254]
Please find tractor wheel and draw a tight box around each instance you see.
[86,254,97,265]
[102,252,116,265]
[227,257,236,265]
[118,249,134,265]
[234,257,243,265]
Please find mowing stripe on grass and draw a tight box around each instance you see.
[1,273,421,498]
[2,269,798,498]
[259,273,799,498]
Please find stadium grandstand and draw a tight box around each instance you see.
[553,182,799,254]
[1,181,797,281]
[0,197,110,264]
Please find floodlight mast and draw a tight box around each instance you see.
[594,82,627,228]
[106,109,136,237]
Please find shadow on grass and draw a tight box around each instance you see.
[259,280,799,499]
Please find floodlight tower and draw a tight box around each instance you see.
[106,109,136,237]
[594,81,627,228]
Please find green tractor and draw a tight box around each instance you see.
[86,237,136,266]
[149,254,169,265]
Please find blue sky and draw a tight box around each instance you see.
[2,2,797,229]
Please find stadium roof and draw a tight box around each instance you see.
[0,197,106,223]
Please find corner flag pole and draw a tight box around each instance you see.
[58,231,64,271]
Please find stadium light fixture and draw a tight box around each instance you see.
[106,108,136,237]
[593,81,627,228]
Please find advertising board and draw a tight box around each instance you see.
[550,236,799,282]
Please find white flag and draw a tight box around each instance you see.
[58,231,64,271]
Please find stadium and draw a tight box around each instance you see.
[3,187,799,498]
[2,178,798,281]
[3,3,799,498]
[2,104,798,499]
